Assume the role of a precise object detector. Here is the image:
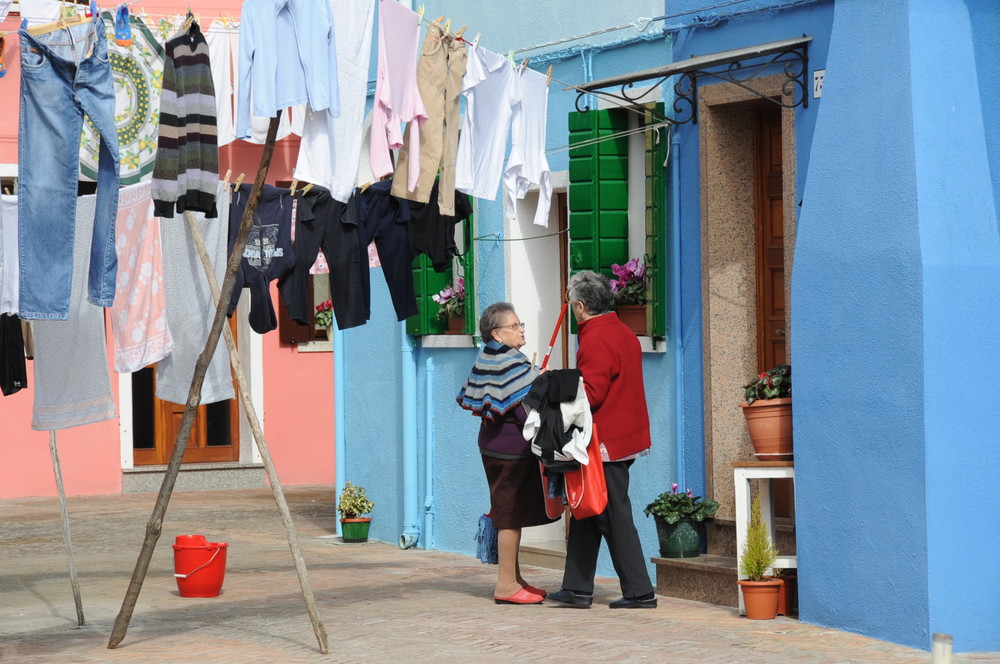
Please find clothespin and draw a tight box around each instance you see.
[472,33,481,47]
[360,181,372,194]
[417,4,424,21]
[289,179,298,196]
[434,15,445,23]
[507,50,514,64]
[301,183,314,196]
[223,168,232,184]
[456,26,467,40]
[233,172,245,190]
[443,18,451,33]
[519,57,529,73]
[545,65,553,87]
[2,187,9,195]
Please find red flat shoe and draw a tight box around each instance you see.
[494,588,544,605]
[522,584,547,598]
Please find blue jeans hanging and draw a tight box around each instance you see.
[17,15,119,319]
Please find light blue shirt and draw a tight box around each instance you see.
[237,0,340,140]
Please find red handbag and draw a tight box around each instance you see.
[565,424,608,519]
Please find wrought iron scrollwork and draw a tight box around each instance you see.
[573,40,810,125]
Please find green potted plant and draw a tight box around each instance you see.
[432,277,465,334]
[643,483,720,558]
[610,258,647,335]
[737,494,781,619]
[337,481,374,543]
[739,364,792,460]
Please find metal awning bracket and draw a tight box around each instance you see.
[570,36,812,124]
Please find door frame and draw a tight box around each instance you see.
[697,74,798,517]
[118,296,264,468]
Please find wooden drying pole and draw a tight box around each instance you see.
[181,211,328,652]
[108,115,305,649]
[49,431,85,627]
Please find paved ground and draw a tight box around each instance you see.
[1,486,996,664]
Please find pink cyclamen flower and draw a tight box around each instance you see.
[440,287,454,300]
[671,483,678,494]
[455,277,465,294]
[634,262,646,279]
[610,280,621,294]
[625,257,640,275]
[686,489,694,498]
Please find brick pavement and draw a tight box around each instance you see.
[1,487,997,664]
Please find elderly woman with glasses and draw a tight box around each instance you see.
[457,302,553,605]
[547,270,657,610]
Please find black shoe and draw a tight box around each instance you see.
[609,596,658,609]
[547,588,593,608]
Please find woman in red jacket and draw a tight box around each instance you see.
[548,270,657,609]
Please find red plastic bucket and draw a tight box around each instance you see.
[172,535,228,598]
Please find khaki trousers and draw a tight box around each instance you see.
[392,23,468,216]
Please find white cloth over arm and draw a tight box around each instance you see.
[503,68,552,227]
[370,0,426,181]
[0,195,19,315]
[294,0,374,201]
[455,46,522,201]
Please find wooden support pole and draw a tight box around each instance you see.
[108,114,282,650]
[49,431,85,627]
[183,213,329,653]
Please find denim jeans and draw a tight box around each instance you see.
[18,17,119,320]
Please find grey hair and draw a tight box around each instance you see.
[479,302,516,340]
[567,270,613,315]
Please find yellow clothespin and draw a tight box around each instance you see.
[545,65,553,87]
[519,57,529,73]
[455,26,467,40]
[233,173,245,190]
[417,4,424,21]
[360,181,372,194]
[444,18,451,33]
[473,33,481,47]
[289,179,298,196]
[223,168,232,184]
[300,183,314,196]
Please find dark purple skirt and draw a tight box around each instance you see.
[481,455,553,529]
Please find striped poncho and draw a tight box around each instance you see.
[457,340,538,423]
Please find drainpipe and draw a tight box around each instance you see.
[423,357,436,549]
[399,323,420,549]
[670,129,685,490]
[334,324,345,537]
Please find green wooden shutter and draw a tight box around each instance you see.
[406,207,476,336]
[644,103,667,338]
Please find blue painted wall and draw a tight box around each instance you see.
[343,0,680,585]
[911,0,1000,652]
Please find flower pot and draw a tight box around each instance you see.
[776,573,797,616]
[444,316,465,335]
[340,518,372,543]
[653,516,701,558]
[738,578,782,619]
[615,304,646,335]
[739,397,793,460]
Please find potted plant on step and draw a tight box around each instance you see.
[432,277,466,334]
[643,483,720,558]
[338,481,375,543]
[739,364,792,460]
[737,494,781,619]
[610,258,647,335]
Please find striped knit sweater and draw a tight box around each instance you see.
[152,20,219,218]
[457,340,539,423]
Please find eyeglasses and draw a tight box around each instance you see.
[495,322,526,331]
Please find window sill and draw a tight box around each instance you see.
[419,334,478,348]
[639,336,667,354]
[296,339,333,353]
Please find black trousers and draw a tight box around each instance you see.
[561,459,654,598]
[279,188,367,330]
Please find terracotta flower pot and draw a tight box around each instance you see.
[615,304,646,335]
[739,397,793,460]
[738,578,782,619]
[444,316,465,335]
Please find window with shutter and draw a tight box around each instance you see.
[568,103,667,338]
[406,213,476,337]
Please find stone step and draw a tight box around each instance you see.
[652,553,739,607]
[519,539,566,570]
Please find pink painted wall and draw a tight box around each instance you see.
[0,1,336,497]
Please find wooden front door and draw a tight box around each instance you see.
[132,317,240,465]
[754,106,793,519]
[755,106,788,370]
